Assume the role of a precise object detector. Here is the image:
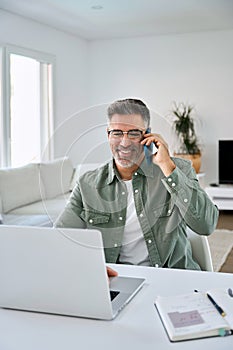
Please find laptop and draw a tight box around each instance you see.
[0,225,145,320]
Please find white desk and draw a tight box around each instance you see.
[0,265,232,350]
[205,185,233,210]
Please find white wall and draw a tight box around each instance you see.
[1,9,233,185]
[0,10,88,163]
[87,30,233,185]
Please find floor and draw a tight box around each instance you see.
[216,210,233,230]
[216,210,233,273]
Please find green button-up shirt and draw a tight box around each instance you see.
[55,157,218,270]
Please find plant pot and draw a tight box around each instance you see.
[174,153,201,173]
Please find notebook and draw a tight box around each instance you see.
[155,289,233,342]
[0,225,145,320]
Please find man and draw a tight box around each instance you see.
[55,98,218,270]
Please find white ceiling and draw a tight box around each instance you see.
[0,0,233,40]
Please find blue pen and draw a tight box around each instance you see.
[206,293,226,317]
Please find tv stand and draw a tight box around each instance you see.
[205,184,233,210]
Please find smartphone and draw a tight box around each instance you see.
[144,127,153,164]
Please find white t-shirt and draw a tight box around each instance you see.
[118,180,150,266]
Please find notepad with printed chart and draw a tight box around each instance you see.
[154,288,233,342]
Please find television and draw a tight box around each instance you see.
[218,140,233,184]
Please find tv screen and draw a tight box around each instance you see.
[219,140,233,184]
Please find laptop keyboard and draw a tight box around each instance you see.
[110,290,120,301]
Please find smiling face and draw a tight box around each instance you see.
[108,113,146,170]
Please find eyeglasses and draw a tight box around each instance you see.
[108,129,144,140]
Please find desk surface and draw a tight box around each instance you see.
[0,265,232,350]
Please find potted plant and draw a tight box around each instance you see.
[171,102,201,173]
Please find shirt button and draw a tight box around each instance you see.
[148,239,152,244]
[89,219,93,224]
[139,213,143,217]
[119,216,123,221]
[155,264,159,268]
[171,182,176,187]
[168,178,172,182]
[114,243,118,247]
[135,189,139,193]
[167,209,171,214]
[122,191,125,195]
[134,172,138,176]
[184,198,188,203]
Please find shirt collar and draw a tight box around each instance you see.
[137,157,156,178]
[106,157,157,185]
[106,159,115,184]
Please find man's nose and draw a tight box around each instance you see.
[120,133,132,146]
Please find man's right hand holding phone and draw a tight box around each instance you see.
[141,131,176,177]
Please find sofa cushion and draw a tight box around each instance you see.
[39,157,74,199]
[0,163,43,213]
[10,193,70,221]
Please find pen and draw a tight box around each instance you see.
[207,293,226,317]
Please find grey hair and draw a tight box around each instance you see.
[107,98,150,128]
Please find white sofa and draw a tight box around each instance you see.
[0,159,102,226]
[0,157,76,226]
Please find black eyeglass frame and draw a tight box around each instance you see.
[107,129,145,139]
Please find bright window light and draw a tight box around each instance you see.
[0,46,54,168]
[10,54,41,167]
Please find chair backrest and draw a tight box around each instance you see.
[186,227,213,272]
[70,163,103,190]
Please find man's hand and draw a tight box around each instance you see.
[141,132,176,176]
[107,266,118,278]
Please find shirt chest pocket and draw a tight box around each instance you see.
[152,202,174,218]
[151,202,180,234]
[80,209,110,226]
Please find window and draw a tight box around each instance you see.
[0,45,55,167]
